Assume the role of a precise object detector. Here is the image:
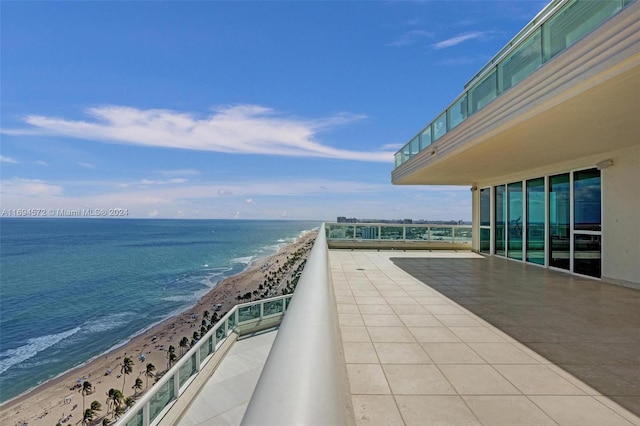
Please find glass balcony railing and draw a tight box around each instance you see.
[116,294,292,426]
[394,0,635,169]
[326,223,472,245]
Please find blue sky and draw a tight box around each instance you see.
[1,1,545,220]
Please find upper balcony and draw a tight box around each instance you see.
[392,0,639,185]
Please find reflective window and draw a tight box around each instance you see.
[480,188,491,227]
[574,168,601,231]
[507,182,523,260]
[480,228,491,254]
[526,178,545,265]
[574,234,601,278]
[494,185,506,256]
[549,173,570,270]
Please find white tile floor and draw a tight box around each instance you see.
[177,330,277,426]
[330,250,640,426]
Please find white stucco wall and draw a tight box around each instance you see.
[602,144,640,287]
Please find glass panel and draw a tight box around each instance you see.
[326,224,354,239]
[263,299,284,316]
[395,152,403,167]
[526,178,545,265]
[480,188,491,227]
[178,354,196,389]
[149,376,175,422]
[469,69,497,114]
[238,304,261,323]
[500,28,542,92]
[574,234,601,278]
[402,144,411,162]
[448,95,467,129]
[433,112,447,141]
[430,227,452,242]
[215,325,226,344]
[227,312,236,330]
[409,136,420,157]
[543,0,622,62]
[574,168,601,231]
[405,227,429,240]
[199,336,213,364]
[480,228,491,253]
[507,182,523,260]
[380,226,403,240]
[494,185,506,256]
[420,126,432,150]
[125,410,143,426]
[356,225,379,239]
[285,296,292,310]
[454,227,472,243]
[549,173,570,270]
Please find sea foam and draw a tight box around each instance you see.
[0,327,80,375]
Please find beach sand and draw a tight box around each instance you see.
[0,231,318,426]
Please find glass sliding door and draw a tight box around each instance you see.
[480,188,491,253]
[573,168,601,277]
[549,173,570,270]
[494,185,506,256]
[507,182,523,260]
[526,178,545,265]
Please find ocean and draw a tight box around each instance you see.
[0,218,320,403]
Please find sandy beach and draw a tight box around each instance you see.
[0,230,318,426]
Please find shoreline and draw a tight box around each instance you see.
[0,230,318,426]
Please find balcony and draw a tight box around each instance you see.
[118,224,640,425]
[392,0,639,185]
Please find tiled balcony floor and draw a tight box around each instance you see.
[329,250,640,426]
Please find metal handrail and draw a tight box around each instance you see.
[242,224,348,425]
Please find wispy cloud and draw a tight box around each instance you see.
[4,104,394,163]
[1,155,19,164]
[140,178,188,185]
[245,198,255,205]
[2,178,63,197]
[387,30,433,47]
[380,143,404,150]
[78,162,96,169]
[431,31,491,49]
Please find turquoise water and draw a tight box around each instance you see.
[0,218,319,402]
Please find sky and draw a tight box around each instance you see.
[1,1,546,221]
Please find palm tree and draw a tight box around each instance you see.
[81,380,93,414]
[102,418,110,426]
[168,351,177,368]
[121,357,134,392]
[124,396,135,408]
[192,331,199,341]
[203,310,210,321]
[179,336,189,355]
[132,377,143,396]
[114,405,125,420]
[90,400,102,416]
[83,408,94,425]
[106,388,123,417]
[144,363,156,388]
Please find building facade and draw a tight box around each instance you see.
[392,0,639,289]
